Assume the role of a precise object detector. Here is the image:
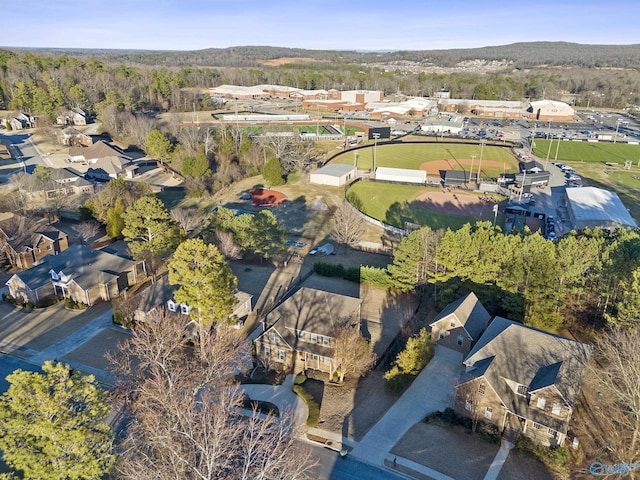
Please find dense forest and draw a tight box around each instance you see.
[13,42,640,69]
[2,46,640,119]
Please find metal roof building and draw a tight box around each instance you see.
[310,164,357,186]
[565,186,637,230]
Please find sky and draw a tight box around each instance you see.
[3,0,640,52]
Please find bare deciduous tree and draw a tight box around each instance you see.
[331,323,376,383]
[589,326,640,472]
[213,230,243,260]
[330,202,365,249]
[110,310,314,480]
[170,207,209,235]
[71,221,101,244]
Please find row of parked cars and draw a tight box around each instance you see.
[552,162,583,187]
[546,215,556,240]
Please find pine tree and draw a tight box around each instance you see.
[0,361,114,480]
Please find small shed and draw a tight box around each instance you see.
[310,164,357,186]
[375,167,426,184]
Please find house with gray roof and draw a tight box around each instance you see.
[6,245,146,306]
[254,287,361,375]
[454,316,592,447]
[429,292,491,356]
[132,274,253,327]
[0,214,69,270]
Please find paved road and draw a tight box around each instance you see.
[0,131,46,173]
[0,354,40,392]
[309,442,405,480]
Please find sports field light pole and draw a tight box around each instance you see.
[372,132,380,172]
[554,137,561,163]
[545,136,554,170]
[477,140,485,184]
[470,154,476,182]
[614,118,622,144]
[492,204,499,228]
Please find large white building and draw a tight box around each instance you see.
[528,100,575,122]
[375,167,427,184]
[565,186,637,231]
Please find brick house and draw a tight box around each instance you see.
[454,316,591,447]
[6,245,145,306]
[429,292,491,356]
[253,287,361,374]
[0,214,69,270]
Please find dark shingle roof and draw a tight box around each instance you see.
[14,245,137,291]
[430,292,491,340]
[463,317,592,427]
[259,287,361,356]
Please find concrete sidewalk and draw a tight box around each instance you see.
[350,347,463,468]
[483,440,514,480]
[29,307,115,365]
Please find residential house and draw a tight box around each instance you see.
[48,168,94,196]
[253,287,362,374]
[133,274,253,326]
[454,316,592,447]
[3,113,34,130]
[6,244,146,306]
[0,214,69,270]
[428,292,491,356]
[69,140,131,163]
[56,127,93,147]
[56,108,89,126]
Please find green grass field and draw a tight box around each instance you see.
[333,142,517,178]
[532,140,640,164]
[347,181,494,230]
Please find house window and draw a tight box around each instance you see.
[439,330,445,340]
[167,301,176,312]
[552,403,562,415]
[297,330,306,340]
[323,336,331,346]
[46,245,52,250]
[457,335,464,346]
[269,332,278,343]
[533,422,542,430]
[465,400,472,412]
[517,385,529,396]
[180,304,190,315]
[547,428,555,435]
[485,407,493,420]
[450,319,456,327]
[277,350,287,361]
[536,397,546,410]
[311,354,318,361]
[309,334,317,343]
[478,384,486,395]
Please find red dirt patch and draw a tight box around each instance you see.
[419,159,508,176]
[250,188,287,207]
[415,190,498,218]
